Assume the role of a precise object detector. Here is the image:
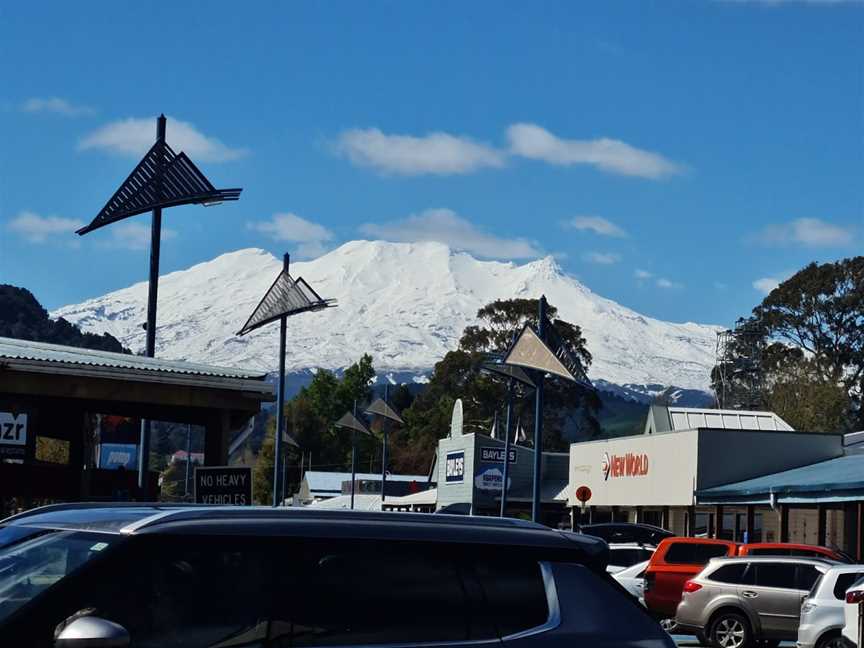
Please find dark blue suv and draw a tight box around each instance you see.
[0,504,673,647]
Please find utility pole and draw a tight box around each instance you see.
[272,254,289,507]
[500,378,514,517]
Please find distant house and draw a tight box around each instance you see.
[170,450,205,466]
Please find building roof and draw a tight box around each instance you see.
[644,404,793,435]
[697,453,864,504]
[306,494,382,511]
[381,488,438,507]
[303,471,429,498]
[0,336,272,395]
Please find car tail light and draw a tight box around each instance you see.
[683,580,703,593]
[847,590,864,604]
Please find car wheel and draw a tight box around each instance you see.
[710,611,752,648]
[816,633,848,648]
[659,617,679,634]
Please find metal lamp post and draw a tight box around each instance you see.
[77,115,242,493]
[334,403,371,510]
[365,390,403,506]
[237,253,335,506]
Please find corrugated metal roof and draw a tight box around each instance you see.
[664,407,793,432]
[697,453,864,503]
[0,336,267,380]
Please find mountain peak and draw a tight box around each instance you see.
[53,242,721,391]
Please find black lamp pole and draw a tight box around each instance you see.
[273,254,289,507]
[500,378,514,517]
[531,296,547,523]
[138,114,166,492]
[381,384,389,505]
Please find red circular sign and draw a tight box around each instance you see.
[575,485,592,503]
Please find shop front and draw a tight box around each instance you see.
[566,406,844,540]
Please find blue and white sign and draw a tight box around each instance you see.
[445,450,465,483]
[0,412,27,446]
[474,465,511,492]
[98,443,138,470]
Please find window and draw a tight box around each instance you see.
[285,545,484,646]
[796,565,822,591]
[609,547,654,568]
[664,542,731,565]
[833,572,864,600]
[753,563,796,589]
[473,556,549,637]
[709,563,749,584]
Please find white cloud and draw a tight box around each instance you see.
[247,213,334,259]
[7,211,84,242]
[21,97,96,117]
[656,278,682,289]
[506,123,683,179]
[564,215,628,238]
[79,116,248,162]
[752,269,795,295]
[582,251,621,265]
[634,269,653,280]
[752,218,854,247]
[359,208,542,259]
[103,222,177,250]
[334,128,505,176]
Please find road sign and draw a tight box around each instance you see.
[575,485,592,504]
[194,466,252,505]
[0,412,28,460]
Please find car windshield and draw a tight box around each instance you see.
[0,526,117,623]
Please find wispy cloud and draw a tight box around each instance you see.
[360,208,542,259]
[634,269,653,280]
[247,213,334,259]
[582,251,621,265]
[656,278,682,289]
[334,128,505,176]
[750,217,854,247]
[79,116,248,162]
[21,97,96,117]
[564,215,628,238]
[7,211,84,242]
[101,222,177,250]
[506,123,683,179]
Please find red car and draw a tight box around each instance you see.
[738,541,851,562]
[643,537,738,619]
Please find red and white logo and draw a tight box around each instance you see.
[602,451,649,480]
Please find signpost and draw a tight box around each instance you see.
[0,412,27,460]
[194,466,252,505]
[575,485,592,506]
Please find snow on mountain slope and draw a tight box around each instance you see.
[52,240,722,391]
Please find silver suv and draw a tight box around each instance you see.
[675,556,836,648]
[798,564,864,648]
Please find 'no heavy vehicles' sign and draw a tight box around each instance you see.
[194,466,252,505]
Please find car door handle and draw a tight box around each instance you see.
[742,591,759,599]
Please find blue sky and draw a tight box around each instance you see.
[1,0,861,327]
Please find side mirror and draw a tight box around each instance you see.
[55,616,130,648]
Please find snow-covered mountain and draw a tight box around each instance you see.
[52,240,722,393]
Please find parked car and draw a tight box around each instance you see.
[740,542,852,563]
[607,542,656,574]
[580,522,674,546]
[644,537,739,619]
[798,565,864,648]
[0,504,676,648]
[675,556,835,648]
[613,559,650,605]
[842,576,864,648]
